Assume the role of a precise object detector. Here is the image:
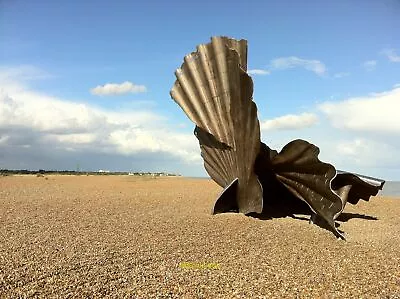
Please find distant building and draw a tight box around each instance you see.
[98,169,110,173]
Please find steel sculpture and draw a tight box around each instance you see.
[170,36,385,239]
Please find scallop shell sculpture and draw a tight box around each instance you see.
[170,36,385,239]
[170,36,263,214]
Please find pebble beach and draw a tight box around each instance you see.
[0,175,399,298]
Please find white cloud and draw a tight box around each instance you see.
[260,113,318,131]
[0,65,53,82]
[108,128,200,163]
[1,65,399,179]
[0,89,199,163]
[270,56,326,75]
[336,139,375,158]
[0,135,9,144]
[381,48,400,62]
[47,133,98,145]
[318,87,400,134]
[90,81,147,96]
[0,67,200,169]
[248,69,270,75]
[260,87,400,179]
[334,138,398,169]
[333,72,350,78]
[362,60,377,71]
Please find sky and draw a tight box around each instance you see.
[0,0,399,179]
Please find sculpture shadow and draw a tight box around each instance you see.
[247,176,378,235]
[247,194,312,221]
[247,172,348,236]
[337,212,378,222]
[248,174,312,221]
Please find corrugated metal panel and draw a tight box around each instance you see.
[256,139,386,238]
[336,170,385,188]
[170,36,247,146]
[331,172,385,206]
[170,37,262,214]
[257,139,344,237]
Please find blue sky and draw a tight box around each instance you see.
[1,0,399,179]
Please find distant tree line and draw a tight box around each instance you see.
[0,169,180,176]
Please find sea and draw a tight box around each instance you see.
[379,181,400,197]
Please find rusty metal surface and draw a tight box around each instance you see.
[171,37,262,214]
